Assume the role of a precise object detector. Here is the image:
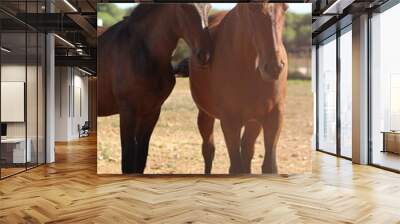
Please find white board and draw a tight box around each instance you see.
[1,82,25,122]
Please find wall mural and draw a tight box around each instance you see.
[97,2,313,174]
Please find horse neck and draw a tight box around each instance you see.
[134,13,179,67]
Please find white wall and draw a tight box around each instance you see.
[55,66,70,141]
[1,65,33,138]
[55,67,89,141]
[1,65,26,134]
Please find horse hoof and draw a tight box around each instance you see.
[242,166,251,174]
[261,165,278,174]
[229,166,244,174]
[204,170,212,175]
[122,167,145,174]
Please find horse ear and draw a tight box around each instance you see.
[194,3,212,14]
[282,3,289,11]
[206,3,212,12]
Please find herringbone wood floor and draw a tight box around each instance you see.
[1,135,400,223]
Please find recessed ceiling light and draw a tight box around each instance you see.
[322,0,354,15]
[54,34,75,48]
[78,67,93,76]
[1,47,11,53]
[63,0,78,12]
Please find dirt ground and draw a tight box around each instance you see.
[97,79,313,174]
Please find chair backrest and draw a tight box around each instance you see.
[83,121,90,129]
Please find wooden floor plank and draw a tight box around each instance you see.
[1,135,400,223]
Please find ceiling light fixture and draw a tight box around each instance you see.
[1,47,11,53]
[322,0,342,14]
[63,0,78,12]
[322,0,355,15]
[54,34,75,48]
[78,67,93,76]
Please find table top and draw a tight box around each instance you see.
[1,138,28,143]
[381,131,400,134]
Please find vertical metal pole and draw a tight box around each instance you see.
[316,44,320,150]
[36,0,39,167]
[336,28,341,157]
[25,0,28,170]
[0,16,2,179]
[352,14,369,164]
[46,0,55,163]
[367,11,373,164]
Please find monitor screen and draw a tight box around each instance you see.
[1,123,7,137]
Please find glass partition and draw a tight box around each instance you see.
[317,35,337,154]
[1,30,28,177]
[339,27,352,158]
[371,3,400,171]
[27,30,38,169]
[0,1,46,179]
[38,32,45,165]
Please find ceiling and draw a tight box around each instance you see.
[310,0,390,41]
[0,0,97,74]
[1,0,396,74]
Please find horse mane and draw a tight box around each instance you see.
[99,3,169,78]
[127,4,163,23]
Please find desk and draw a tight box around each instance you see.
[382,131,400,154]
[1,138,31,163]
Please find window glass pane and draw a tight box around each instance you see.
[371,3,400,170]
[27,31,38,168]
[340,28,352,158]
[38,33,45,165]
[0,1,46,178]
[1,30,27,177]
[317,36,337,154]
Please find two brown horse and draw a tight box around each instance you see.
[98,4,211,174]
[190,3,288,174]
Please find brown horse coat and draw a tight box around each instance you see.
[98,4,211,173]
[190,3,288,174]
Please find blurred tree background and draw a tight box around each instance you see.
[98,4,311,79]
[97,4,125,27]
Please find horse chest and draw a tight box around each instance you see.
[223,80,284,119]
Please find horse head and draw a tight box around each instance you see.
[241,3,288,81]
[173,3,212,65]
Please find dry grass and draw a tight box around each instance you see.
[98,78,313,174]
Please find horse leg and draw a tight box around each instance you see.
[197,110,215,174]
[136,108,161,174]
[262,107,284,174]
[241,122,262,173]
[119,106,139,174]
[220,119,243,174]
